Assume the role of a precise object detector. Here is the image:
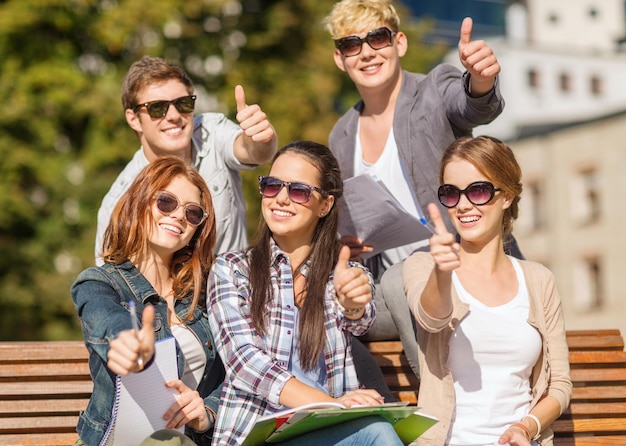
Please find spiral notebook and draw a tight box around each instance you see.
[101,337,182,446]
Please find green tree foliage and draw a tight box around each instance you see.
[0,0,447,340]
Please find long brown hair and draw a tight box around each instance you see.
[439,135,522,236]
[249,141,343,370]
[102,156,216,319]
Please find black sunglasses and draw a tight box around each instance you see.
[133,95,197,119]
[154,191,207,226]
[335,27,397,57]
[438,181,502,208]
[258,176,326,204]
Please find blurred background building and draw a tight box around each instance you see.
[410,0,626,335]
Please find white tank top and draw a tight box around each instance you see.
[170,323,206,390]
[447,257,542,446]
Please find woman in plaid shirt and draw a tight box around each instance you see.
[207,141,403,446]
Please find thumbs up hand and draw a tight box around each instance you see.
[107,304,155,375]
[457,17,500,96]
[334,245,372,318]
[235,85,275,144]
[427,203,461,272]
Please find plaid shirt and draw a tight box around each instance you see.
[206,240,375,445]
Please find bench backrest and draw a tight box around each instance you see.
[0,341,90,446]
[1,330,624,445]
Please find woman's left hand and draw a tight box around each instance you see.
[163,379,210,432]
[333,245,371,312]
[498,424,532,446]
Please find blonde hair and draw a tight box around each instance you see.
[324,0,400,40]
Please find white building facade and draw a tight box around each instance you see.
[441,0,626,334]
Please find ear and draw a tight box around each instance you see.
[333,49,347,72]
[126,108,143,133]
[395,31,408,58]
[320,195,335,217]
[501,192,514,210]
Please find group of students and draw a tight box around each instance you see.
[71,1,572,445]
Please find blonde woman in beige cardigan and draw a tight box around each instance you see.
[404,136,571,446]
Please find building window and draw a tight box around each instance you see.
[527,68,540,89]
[573,257,603,311]
[589,7,599,19]
[559,72,572,92]
[548,12,559,24]
[518,180,544,232]
[590,75,603,96]
[569,169,600,225]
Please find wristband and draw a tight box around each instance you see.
[524,413,542,440]
[335,299,364,316]
[342,306,364,316]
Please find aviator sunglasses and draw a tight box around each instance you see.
[438,181,502,208]
[335,27,397,57]
[133,95,197,119]
[258,176,326,204]
[154,191,208,226]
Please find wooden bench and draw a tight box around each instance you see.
[365,329,626,445]
[0,341,90,446]
[1,330,624,445]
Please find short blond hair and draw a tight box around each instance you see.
[323,0,400,40]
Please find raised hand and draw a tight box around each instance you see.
[333,245,371,316]
[458,17,500,95]
[107,304,155,375]
[235,85,275,144]
[428,203,460,272]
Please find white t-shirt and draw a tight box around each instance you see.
[447,257,542,446]
[354,125,428,267]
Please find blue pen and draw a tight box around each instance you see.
[419,217,437,235]
[128,300,144,369]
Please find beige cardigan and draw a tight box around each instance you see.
[404,252,572,446]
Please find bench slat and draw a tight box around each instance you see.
[0,433,80,446]
[569,351,626,365]
[570,368,626,383]
[0,415,79,432]
[562,401,626,416]
[571,385,626,400]
[0,342,88,362]
[552,416,626,434]
[566,330,625,352]
[554,436,626,445]
[0,362,90,380]
[0,381,93,398]
[0,399,88,416]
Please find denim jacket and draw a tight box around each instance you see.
[71,260,224,446]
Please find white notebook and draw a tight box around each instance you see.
[103,337,183,445]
